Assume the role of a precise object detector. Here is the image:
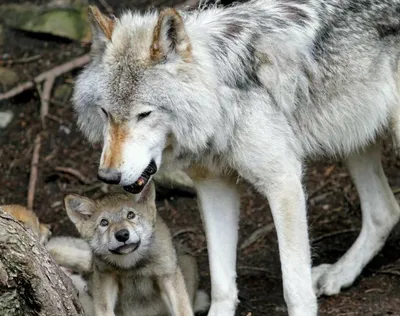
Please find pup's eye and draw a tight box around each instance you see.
[137,111,152,121]
[101,107,108,118]
[100,219,109,227]
[127,211,135,220]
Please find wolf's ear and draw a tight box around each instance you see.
[64,194,96,228]
[150,8,192,63]
[88,6,115,54]
[136,181,156,205]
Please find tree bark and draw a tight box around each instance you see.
[0,209,84,316]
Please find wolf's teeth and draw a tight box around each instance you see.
[137,178,145,186]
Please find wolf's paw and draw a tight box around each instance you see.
[288,304,318,316]
[312,263,354,296]
[206,299,236,316]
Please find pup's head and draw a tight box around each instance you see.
[73,6,220,193]
[64,182,157,265]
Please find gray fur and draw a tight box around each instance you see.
[73,1,400,315]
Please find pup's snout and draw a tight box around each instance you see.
[98,168,121,184]
[115,229,130,242]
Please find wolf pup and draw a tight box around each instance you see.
[73,2,400,315]
[54,182,208,316]
[0,205,51,244]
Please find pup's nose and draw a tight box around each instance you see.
[97,168,121,184]
[115,229,130,243]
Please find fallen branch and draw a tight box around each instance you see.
[239,223,275,250]
[392,187,400,194]
[237,265,280,279]
[80,182,104,193]
[312,228,358,243]
[172,227,197,238]
[40,75,55,128]
[27,134,41,210]
[377,270,400,277]
[0,54,90,101]
[0,54,42,66]
[55,167,93,185]
[238,265,270,273]
[99,0,114,13]
[176,0,199,9]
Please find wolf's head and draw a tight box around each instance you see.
[64,182,157,266]
[73,6,222,193]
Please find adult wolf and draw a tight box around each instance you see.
[73,1,400,315]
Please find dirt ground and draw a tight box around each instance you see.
[1,0,400,315]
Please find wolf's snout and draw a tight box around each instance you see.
[115,229,130,242]
[98,168,121,184]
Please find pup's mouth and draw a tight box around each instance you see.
[109,240,141,255]
[123,160,157,194]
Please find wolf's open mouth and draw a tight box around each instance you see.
[123,160,157,194]
[110,240,141,255]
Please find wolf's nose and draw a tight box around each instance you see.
[115,229,130,242]
[98,168,121,184]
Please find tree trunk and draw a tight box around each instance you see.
[0,209,84,316]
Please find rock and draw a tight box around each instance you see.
[0,3,91,42]
[0,68,18,87]
[0,111,13,129]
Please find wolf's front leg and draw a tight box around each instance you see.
[264,174,317,316]
[194,177,240,316]
[92,268,118,316]
[159,269,194,316]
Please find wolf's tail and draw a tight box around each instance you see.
[46,236,92,274]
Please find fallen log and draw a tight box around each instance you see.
[0,208,84,316]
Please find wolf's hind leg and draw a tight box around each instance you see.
[312,142,400,296]
[391,106,400,152]
[391,65,400,152]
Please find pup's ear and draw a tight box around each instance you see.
[88,6,115,54]
[64,194,96,229]
[136,181,156,205]
[150,8,192,63]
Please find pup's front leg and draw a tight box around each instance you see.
[92,267,118,316]
[159,269,194,316]
[263,174,317,316]
[194,177,240,316]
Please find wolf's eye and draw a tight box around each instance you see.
[100,219,109,227]
[127,211,135,220]
[101,107,108,118]
[137,111,152,121]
